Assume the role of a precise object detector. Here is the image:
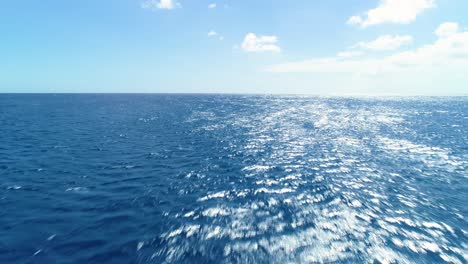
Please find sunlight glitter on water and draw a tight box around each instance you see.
[151,97,467,263]
[1,95,466,263]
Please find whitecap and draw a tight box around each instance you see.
[65,187,89,193]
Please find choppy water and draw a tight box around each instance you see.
[0,94,467,263]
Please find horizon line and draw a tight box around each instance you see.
[0,92,467,97]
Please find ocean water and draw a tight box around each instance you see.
[0,94,467,264]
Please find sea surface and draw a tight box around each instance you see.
[0,94,467,263]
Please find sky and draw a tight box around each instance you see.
[1,0,467,95]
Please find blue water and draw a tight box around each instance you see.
[0,94,467,263]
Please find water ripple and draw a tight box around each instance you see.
[0,95,466,263]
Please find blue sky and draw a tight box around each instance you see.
[1,0,467,95]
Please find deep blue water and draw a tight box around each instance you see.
[0,94,467,264]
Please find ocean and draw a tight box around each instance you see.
[0,94,466,263]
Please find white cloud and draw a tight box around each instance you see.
[141,0,180,10]
[355,35,413,50]
[208,3,217,9]
[208,31,224,41]
[348,0,435,28]
[347,16,363,25]
[242,33,281,53]
[266,23,468,75]
[337,51,363,58]
[435,22,459,38]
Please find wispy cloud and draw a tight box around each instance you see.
[242,33,281,53]
[354,35,413,51]
[208,3,217,9]
[208,30,224,41]
[337,51,363,58]
[141,0,180,10]
[435,22,459,38]
[348,0,435,28]
[266,23,468,74]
